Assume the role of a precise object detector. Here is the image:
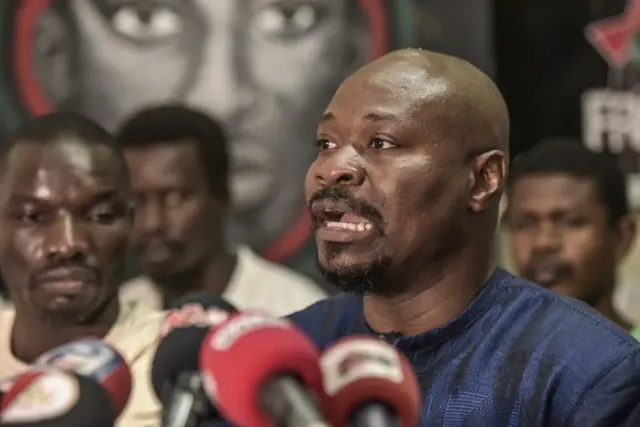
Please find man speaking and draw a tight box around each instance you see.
[288,49,640,426]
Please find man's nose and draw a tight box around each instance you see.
[183,26,257,125]
[135,200,164,236]
[315,149,365,188]
[45,215,89,262]
[532,223,562,253]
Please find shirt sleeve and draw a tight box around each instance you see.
[565,348,640,427]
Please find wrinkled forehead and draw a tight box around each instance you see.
[323,71,455,130]
[0,140,127,203]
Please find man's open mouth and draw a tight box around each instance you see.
[311,200,378,243]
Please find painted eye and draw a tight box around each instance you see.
[110,3,183,44]
[252,3,323,41]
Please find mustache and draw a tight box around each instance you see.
[136,238,183,250]
[307,187,384,229]
[32,262,100,287]
[523,258,572,278]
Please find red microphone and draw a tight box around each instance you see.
[33,339,132,418]
[1,367,116,426]
[199,312,331,427]
[321,336,421,427]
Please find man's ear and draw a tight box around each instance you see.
[615,213,637,262]
[468,150,507,213]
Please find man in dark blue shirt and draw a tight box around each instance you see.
[286,48,640,426]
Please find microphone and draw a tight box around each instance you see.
[199,312,330,427]
[0,367,116,427]
[151,292,237,427]
[320,336,421,427]
[34,338,132,418]
[0,375,19,395]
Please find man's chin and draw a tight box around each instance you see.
[29,290,114,326]
[316,255,393,296]
[35,303,95,326]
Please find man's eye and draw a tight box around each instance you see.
[89,212,117,224]
[110,3,183,43]
[17,212,45,224]
[316,139,336,151]
[370,139,396,149]
[252,3,324,40]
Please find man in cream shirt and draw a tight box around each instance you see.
[117,106,326,314]
[0,113,162,427]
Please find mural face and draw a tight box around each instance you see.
[2,0,398,277]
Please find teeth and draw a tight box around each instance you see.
[325,221,373,232]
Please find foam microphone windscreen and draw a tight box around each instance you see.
[320,335,421,427]
[151,292,237,400]
[1,368,116,427]
[199,312,329,427]
[34,339,132,417]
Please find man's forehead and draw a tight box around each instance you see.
[1,141,124,195]
[510,175,599,207]
[325,69,453,121]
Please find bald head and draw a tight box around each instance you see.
[333,48,509,157]
[307,48,508,295]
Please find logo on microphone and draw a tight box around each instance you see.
[210,314,290,351]
[35,339,121,382]
[337,352,394,376]
[2,370,78,423]
[160,304,232,337]
[321,339,404,396]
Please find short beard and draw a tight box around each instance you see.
[317,243,393,296]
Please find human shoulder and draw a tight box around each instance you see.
[287,293,361,349]
[230,246,327,314]
[107,301,165,364]
[119,275,162,311]
[494,270,640,395]
[500,271,639,352]
[238,246,323,290]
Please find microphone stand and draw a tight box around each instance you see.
[162,372,215,427]
[260,375,330,427]
[350,403,399,427]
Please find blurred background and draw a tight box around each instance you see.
[1,0,640,319]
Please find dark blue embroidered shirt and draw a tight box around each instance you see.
[208,268,640,426]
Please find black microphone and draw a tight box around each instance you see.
[151,292,237,427]
[0,368,116,427]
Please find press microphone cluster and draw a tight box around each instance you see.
[152,291,423,427]
[0,339,133,426]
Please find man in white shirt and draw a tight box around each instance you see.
[0,113,162,427]
[117,106,326,315]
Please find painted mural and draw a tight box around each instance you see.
[0,0,492,284]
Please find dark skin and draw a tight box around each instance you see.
[506,174,636,330]
[124,140,235,308]
[0,139,132,363]
[306,49,509,336]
